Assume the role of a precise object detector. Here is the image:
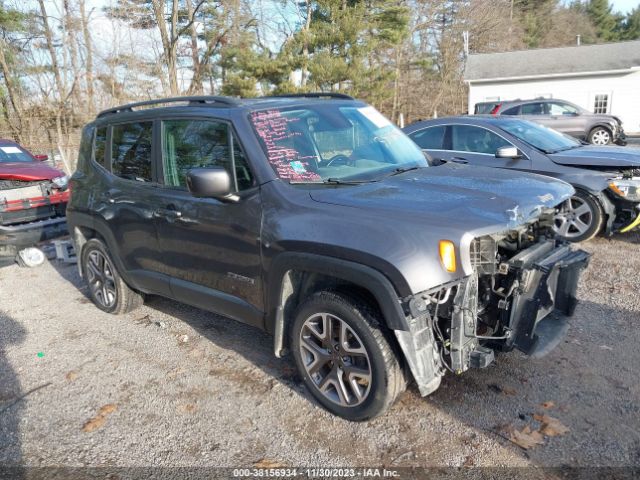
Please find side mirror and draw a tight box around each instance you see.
[33,154,48,161]
[495,146,521,159]
[186,167,237,201]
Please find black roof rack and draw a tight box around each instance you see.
[97,96,241,118]
[266,92,354,101]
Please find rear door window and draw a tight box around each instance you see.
[409,126,446,149]
[520,103,546,115]
[451,125,511,155]
[111,122,153,182]
[161,119,254,191]
[502,106,520,115]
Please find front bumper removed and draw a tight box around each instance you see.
[397,240,590,397]
[502,241,590,357]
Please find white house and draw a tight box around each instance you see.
[464,40,640,135]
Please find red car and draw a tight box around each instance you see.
[0,139,69,265]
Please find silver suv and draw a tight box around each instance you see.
[483,98,627,146]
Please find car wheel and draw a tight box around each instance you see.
[553,191,604,242]
[588,126,612,145]
[81,238,144,314]
[290,290,405,421]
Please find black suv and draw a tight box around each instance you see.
[68,94,589,420]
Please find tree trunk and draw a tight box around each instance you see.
[151,0,179,95]
[79,0,95,114]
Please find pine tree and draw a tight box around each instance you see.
[621,7,640,40]
[586,0,621,41]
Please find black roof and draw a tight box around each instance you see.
[96,93,356,119]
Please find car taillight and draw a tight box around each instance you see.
[489,103,502,115]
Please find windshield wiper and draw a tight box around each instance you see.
[386,166,423,177]
[290,178,376,185]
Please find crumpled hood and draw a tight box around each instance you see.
[0,162,65,181]
[549,145,640,168]
[309,163,574,231]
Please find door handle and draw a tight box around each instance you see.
[154,208,182,218]
[451,157,469,164]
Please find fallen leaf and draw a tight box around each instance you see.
[254,459,287,469]
[82,404,117,433]
[178,403,197,414]
[502,387,517,396]
[540,401,555,409]
[65,371,78,382]
[508,425,545,450]
[535,414,569,437]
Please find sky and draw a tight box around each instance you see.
[611,0,639,13]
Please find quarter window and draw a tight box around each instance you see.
[161,119,253,190]
[451,125,510,155]
[111,122,153,182]
[501,106,519,115]
[94,127,107,166]
[409,126,446,149]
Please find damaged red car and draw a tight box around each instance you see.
[0,139,69,266]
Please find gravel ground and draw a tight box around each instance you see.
[1,232,639,471]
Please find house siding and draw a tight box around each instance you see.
[467,70,640,135]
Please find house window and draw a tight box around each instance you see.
[593,94,609,114]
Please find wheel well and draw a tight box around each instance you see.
[589,124,612,136]
[279,270,386,349]
[72,226,101,276]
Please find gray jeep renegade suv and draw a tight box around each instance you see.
[67,94,589,420]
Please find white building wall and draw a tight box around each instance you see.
[467,70,640,134]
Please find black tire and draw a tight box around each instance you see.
[289,290,405,421]
[588,126,612,145]
[81,238,144,314]
[553,190,604,242]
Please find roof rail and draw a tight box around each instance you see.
[267,92,355,101]
[97,96,241,118]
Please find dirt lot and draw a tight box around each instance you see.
[1,232,639,472]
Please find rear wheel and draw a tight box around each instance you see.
[81,238,143,314]
[588,126,612,145]
[553,191,604,242]
[290,291,405,421]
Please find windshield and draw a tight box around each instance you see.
[499,119,581,153]
[0,145,35,163]
[250,104,427,183]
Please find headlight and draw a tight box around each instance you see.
[609,178,640,202]
[52,175,69,189]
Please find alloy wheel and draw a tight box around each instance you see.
[86,250,117,308]
[299,313,372,407]
[591,129,610,145]
[553,196,593,239]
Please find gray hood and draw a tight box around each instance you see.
[310,163,574,231]
[549,145,640,168]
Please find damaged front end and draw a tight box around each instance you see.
[0,178,69,263]
[396,210,590,397]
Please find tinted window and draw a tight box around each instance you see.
[409,126,446,149]
[111,122,153,182]
[161,119,253,190]
[94,127,107,165]
[502,106,519,115]
[520,103,546,115]
[451,125,510,155]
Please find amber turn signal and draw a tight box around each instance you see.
[439,240,456,273]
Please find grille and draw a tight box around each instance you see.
[470,236,498,275]
[0,179,48,189]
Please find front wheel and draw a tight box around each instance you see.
[588,126,612,145]
[553,191,604,242]
[290,291,405,421]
